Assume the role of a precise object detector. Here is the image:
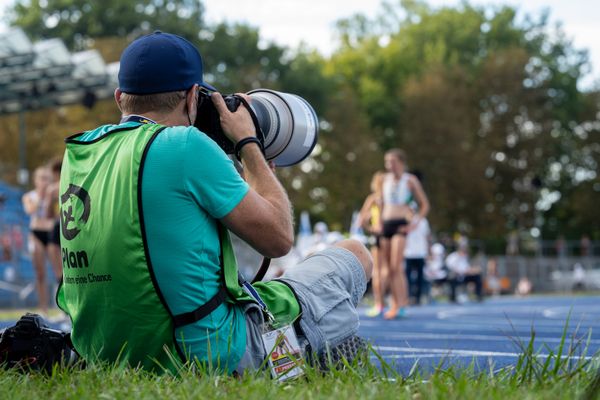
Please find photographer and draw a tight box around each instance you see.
[56,31,372,374]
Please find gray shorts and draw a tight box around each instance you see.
[236,246,367,373]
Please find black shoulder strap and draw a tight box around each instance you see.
[171,221,232,328]
[172,286,227,328]
[171,219,273,327]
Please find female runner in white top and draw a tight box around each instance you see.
[379,149,429,319]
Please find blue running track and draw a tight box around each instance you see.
[358,295,600,375]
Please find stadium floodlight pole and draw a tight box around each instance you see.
[17,108,29,187]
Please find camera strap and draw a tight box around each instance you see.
[251,257,271,283]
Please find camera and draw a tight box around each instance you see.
[195,89,319,167]
[0,313,78,374]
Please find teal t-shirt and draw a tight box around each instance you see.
[77,121,249,372]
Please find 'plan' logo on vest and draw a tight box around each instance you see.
[60,184,91,240]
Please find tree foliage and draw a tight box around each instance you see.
[7,0,205,49]
[2,0,599,242]
[329,0,599,240]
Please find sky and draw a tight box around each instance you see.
[0,0,598,88]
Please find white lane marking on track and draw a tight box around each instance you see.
[418,322,596,334]
[372,354,517,359]
[360,314,600,327]
[360,318,595,328]
[542,309,559,318]
[374,346,595,360]
[537,306,600,318]
[359,332,600,344]
[362,303,599,319]
[434,306,597,320]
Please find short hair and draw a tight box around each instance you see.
[119,90,187,114]
[385,148,406,164]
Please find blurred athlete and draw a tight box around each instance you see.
[379,149,429,319]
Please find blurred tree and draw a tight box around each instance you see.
[278,86,384,230]
[7,0,205,50]
[329,0,597,240]
[540,89,600,239]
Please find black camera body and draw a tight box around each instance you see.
[195,93,265,155]
[195,89,319,167]
[0,313,77,374]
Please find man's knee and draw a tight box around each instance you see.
[334,239,373,281]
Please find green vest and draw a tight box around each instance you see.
[56,123,246,373]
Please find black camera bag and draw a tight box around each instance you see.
[0,312,78,374]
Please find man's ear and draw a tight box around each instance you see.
[114,88,123,112]
[186,84,199,124]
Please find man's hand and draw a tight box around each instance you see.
[211,92,256,144]
[214,98,293,258]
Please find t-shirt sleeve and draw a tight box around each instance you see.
[182,127,249,218]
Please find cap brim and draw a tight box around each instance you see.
[200,82,217,92]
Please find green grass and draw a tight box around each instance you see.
[1,336,599,400]
[1,308,599,399]
[0,358,598,400]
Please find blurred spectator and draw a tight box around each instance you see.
[21,166,54,315]
[301,221,344,257]
[445,239,483,303]
[45,158,63,283]
[506,230,519,256]
[295,211,313,259]
[580,234,591,257]
[357,171,385,317]
[484,257,501,297]
[424,242,448,300]
[1,233,11,261]
[572,263,586,291]
[425,243,447,281]
[515,276,533,296]
[555,235,566,258]
[404,218,430,305]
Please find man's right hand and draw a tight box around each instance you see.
[210,92,256,144]
[211,95,293,258]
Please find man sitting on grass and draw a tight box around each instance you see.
[55,31,372,375]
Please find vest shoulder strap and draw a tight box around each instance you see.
[172,286,227,328]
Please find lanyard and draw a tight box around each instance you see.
[120,115,157,125]
[241,281,275,324]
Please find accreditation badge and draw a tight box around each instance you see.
[261,324,305,381]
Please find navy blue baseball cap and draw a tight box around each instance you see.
[118,31,216,94]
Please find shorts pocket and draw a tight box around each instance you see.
[318,298,359,346]
[304,275,352,322]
